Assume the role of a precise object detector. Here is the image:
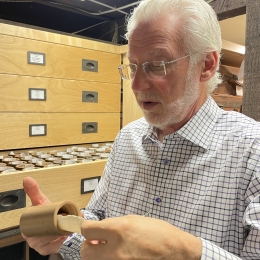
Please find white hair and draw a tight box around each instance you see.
[125,0,223,93]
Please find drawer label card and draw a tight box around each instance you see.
[27,51,46,65]
[29,124,47,136]
[29,88,46,100]
[81,177,100,194]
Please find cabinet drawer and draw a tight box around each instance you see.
[0,74,120,113]
[0,34,120,83]
[0,113,120,149]
[0,160,106,231]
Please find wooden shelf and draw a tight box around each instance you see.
[211,93,242,111]
[221,39,245,67]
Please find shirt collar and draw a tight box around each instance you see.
[142,95,220,150]
[142,124,158,144]
[176,95,220,150]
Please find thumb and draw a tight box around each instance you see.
[23,176,51,206]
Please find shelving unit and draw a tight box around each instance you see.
[212,39,245,112]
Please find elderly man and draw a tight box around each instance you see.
[22,0,260,259]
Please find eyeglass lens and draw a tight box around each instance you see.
[119,61,167,80]
[143,61,166,78]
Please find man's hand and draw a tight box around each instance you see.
[80,215,202,260]
[21,177,67,255]
[23,176,50,206]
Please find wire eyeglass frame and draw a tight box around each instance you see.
[118,54,190,80]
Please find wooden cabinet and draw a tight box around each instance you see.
[1,75,120,113]
[120,45,143,127]
[0,159,106,259]
[0,34,120,83]
[0,22,121,150]
[0,113,120,150]
[0,160,106,232]
[0,21,121,257]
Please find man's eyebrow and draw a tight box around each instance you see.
[126,49,162,59]
[149,49,161,56]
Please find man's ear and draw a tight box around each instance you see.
[200,51,218,82]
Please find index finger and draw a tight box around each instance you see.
[81,220,109,242]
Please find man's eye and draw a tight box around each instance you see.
[149,62,164,73]
[150,62,163,70]
[129,65,136,72]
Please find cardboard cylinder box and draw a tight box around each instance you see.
[20,201,81,236]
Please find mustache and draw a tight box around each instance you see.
[136,92,162,102]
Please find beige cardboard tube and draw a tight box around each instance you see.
[20,201,81,236]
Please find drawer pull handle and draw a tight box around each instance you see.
[82,91,98,103]
[86,125,94,131]
[0,195,18,207]
[0,189,26,213]
[82,59,98,72]
[82,122,98,134]
[87,94,94,101]
[86,62,95,70]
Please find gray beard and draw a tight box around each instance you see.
[143,66,200,129]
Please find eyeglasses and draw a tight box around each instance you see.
[118,54,190,80]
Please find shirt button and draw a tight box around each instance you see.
[155,197,162,203]
[163,158,169,165]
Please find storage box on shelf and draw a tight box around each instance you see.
[214,65,240,96]
[211,94,242,112]
[211,39,245,112]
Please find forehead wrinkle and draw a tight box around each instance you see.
[149,49,162,56]
[127,18,183,62]
[128,32,182,61]
[127,46,169,61]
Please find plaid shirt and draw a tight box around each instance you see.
[61,96,260,260]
